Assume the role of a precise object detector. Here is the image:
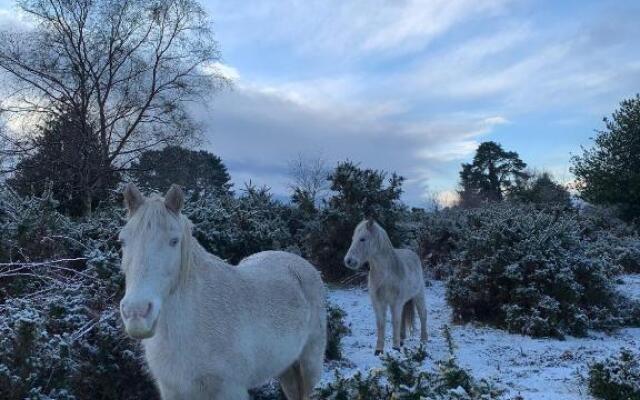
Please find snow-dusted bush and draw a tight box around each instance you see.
[0,186,156,399]
[417,201,640,280]
[446,203,640,338]
[578,205,640,274]
[325,301,350,361]
[0,186,72,264]
[317,330,501,399]
[589,349,640,400]
[0,290,157,400]
[185,185,294,264]
[304,161,409,282]
[249,382,286,400]
[415,208,467,279]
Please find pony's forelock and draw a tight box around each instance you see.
[355,219,393,250]
[125,197,194,291]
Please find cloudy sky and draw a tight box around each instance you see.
[2,0,640,205]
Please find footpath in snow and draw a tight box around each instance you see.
[326,274,640,400]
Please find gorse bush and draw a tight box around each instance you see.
[446,203,640,338]
[589,349,640,400]
[416,201,640,280]
[317,333,501,400]
[325,302,351,361]
[0,186,157,399]
[305,161,408,281]
[0,288,158,400]
[415,208,466,279]
[184,185,294,264]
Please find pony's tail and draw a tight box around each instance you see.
[402,299,416,338]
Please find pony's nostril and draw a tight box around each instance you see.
[122,301,153,319]
[141,302,152,318]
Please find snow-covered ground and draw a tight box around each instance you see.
[325,274,640,399]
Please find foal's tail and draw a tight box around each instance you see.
[402,299,416,338]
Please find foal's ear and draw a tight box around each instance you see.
[123,183,144,216]
[366,218,375,230]
[164,184,184,214]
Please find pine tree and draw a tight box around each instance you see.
[459,141,528,207]
[9,109,118,216]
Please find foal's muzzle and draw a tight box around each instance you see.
[344,256,360,270]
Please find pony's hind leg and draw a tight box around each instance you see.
[279,361,304,400]
[400,299,415,346]
[279,356,323,400]
[280,326,326,400]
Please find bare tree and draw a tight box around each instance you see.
[0,0,226,214]
[287,154,330,207]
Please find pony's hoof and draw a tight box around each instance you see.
[374,350,383,356]
[400,340,404,347]
[392,346,401,352]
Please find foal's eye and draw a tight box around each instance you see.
[169,238,179,247]
[359,238,366,242]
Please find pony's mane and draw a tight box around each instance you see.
[355,219,393,250]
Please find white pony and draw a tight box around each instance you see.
[118,184,326,400]
[344,219,427,354]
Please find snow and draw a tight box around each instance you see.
[325,275,640,399]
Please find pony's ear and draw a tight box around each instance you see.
[164,184,184,214]
[123,183,144,216]
[366,218,375,231]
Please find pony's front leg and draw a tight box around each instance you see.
[390,303,403,351]
[415,293,428,343]
[372,299,387,355]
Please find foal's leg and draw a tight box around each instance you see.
[372,298,387,355]
[415,292,428,343]
[400,313,407,344]
[390,301,403,351]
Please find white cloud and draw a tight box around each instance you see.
[0,5,34,31]
[362,0,510,53]
[402,14,640,112]
[209,0,513,58]
[197,75,504,204]
[203,62,241,82]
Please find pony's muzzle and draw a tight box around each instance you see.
[344,256,360,270]
[120,298,159,339]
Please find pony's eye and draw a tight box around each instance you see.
[169,238,179,247]
[359,238,366,242]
